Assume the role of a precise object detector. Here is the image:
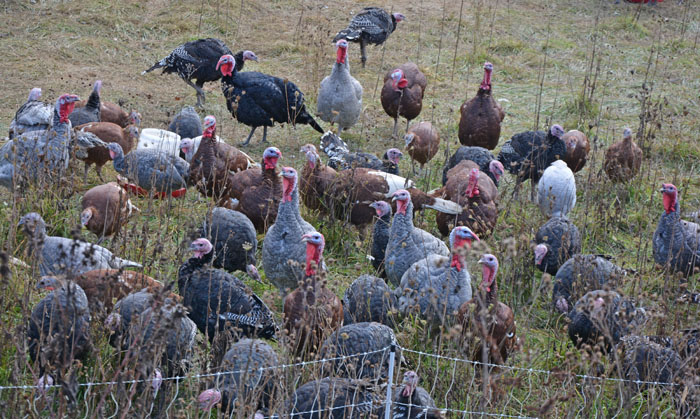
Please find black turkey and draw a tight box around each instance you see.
[333,7,405,68]
[615,335,682,391]
[216,54,323,145]
[377,371,444,419]
[534,216,581,275]
[177,238,276,343]
[343,274,396,326]
[68,80,101,126]
[442,146,503,186]
[319,322,398,380]
[320,131,402,175]
[169,106,202,141]
[143,38,258,107]
[200,207,259,280]
[287,377,383,418]
[197,339,279,414]
[369,201,392,278]
[552,254,626,314]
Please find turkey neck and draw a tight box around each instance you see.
[111,150,126,174]
[51,103,72,138]
[177,251,214,292]
[390,200,414,239]
[275,180,301,224]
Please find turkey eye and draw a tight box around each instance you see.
[506,332,514,338]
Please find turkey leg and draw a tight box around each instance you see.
[360,40,367,68]
[261,126,268,143]
[241,126,258,146]
[184,79,206,107]
[392,117,399,138]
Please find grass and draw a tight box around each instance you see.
[1,0,699,416]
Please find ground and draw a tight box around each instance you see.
[0,0,699,416]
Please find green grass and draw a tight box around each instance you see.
[1,0,699,416]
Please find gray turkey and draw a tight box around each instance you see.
[68,80,101,126]
[552,254,626,314]
[200,206,259,280]
[567,290,646,350]
[441,146,503,186]
[369,201,392,278]
[333,7,405,68]
[343,274,396,326]
[653,183,700,278]
[316,39,363,133]
[320,131,402,175]
[287,377,383,418]
[615,335,682,391]
[534,216,581,275]
[497,124,567,198]
[17,212,141,277]
[168,106,202,141]
[143,38,257,106]
[29,277,91,401]
[319,322,398,380]
[217,54,323,145]
[178,238,277,343]
[197,339,279,414]
[262,167,318,295]
[8,87,52,139]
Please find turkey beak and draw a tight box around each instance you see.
[477,258,485,265]
[391,195,399,202]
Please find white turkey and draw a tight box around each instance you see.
[537,160,576,218]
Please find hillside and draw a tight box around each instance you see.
[1,0,699,416]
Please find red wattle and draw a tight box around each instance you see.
[203,127,216,139]
[305,243,319,277]
[59,103,75,123]
[450,254,463,271]
[282,177,293,202]
[220,62,234,76]
[397,78,408,89]
[396,200,407,215]
[663,193,676,214]
[264,157,279,170]
[480,70,492,91]
[336,47,346,64]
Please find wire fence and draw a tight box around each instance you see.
[2,342,695,417]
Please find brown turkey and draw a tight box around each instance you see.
[283,232,343,358]
[604,128,642,183]
[433,160,499,237]
[561,129,590,173]
[405,121,440,168]
[227,146,283,232]
[458,62,504,150]
[187,115,238,202]
[458,254,518,365]
[75,121,139,181]
[80,180,139,241]
[75,98,140,128]
[299,144,339,214]
[381,63,427,138]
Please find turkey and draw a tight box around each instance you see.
[168,106,202,140]
[178,238,276,342]
[263,167,318,295]
[200,207,259,280]
[29,277,91,394]
[458,254,518,365]
[333,7,405,68]
[0,94,81,190]
[458,62,505,150]
[534,216,581,275]
[381,63,427,138]
[537,160,576,218]
[369,201,392,278]
[317,39,362,133]
[80,181,139,241]
[73,269,175,315]
[567,290,646,350]
[396,226,479,327]
[287,377,382,418]
[107,142,189,198]
[320,131,402,175]
[434,161,499,238]
[75,121,139,181]
[378,371,444,419]
[615,335,682,391]
[653,183,700,278]
[319,322,398,380]
[18,212,141,277]
[143,37,257,106]
[106,292,197,379]
[184,118,258,172]
[217,54,323,145]
[227,146,283,232]
[604,128,643,183]
[561,130,590,173]
[405,121,440,168]
[552,254,627,314]
[8,87,52,139]
[384,190,451,286]
[187,115,236,201]
[442,146,504,186]
[300,144,339,214]
[68,80,101,127]
[197,339,279,414]
[343,274,396,326]
[283,232,343,357]
[497,124,567,197]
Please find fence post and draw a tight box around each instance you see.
[384,344,396,419]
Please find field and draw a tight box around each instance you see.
[1,0,699,416]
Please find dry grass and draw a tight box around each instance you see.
[1,0,699,416]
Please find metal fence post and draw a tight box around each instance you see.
[384,343,396,419]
